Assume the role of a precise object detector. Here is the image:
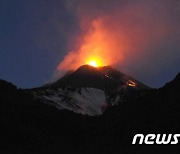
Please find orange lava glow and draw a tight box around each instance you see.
[86,57,104,67]
[57,18,124,71]
[88,60,98,67]
[127,80,136,87]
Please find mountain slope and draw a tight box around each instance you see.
[0,73,179,153]
[26,65,150,115]
[51,65,149,90]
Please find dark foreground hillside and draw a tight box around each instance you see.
[0,73,180,153]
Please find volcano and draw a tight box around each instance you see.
[26,65,150,115]
[0,67,180,153]
[51,65,149,90]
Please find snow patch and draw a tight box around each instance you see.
[32,88,106,116]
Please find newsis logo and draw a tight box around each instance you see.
[132,134,180,144]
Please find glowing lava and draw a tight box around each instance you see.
[88,60,98,67]
[127,80,136,87]
[57,18,123,72]
[86,57,104,67]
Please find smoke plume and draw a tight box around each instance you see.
[57,0,180,87]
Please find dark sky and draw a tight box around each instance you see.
[0,0,78,88]
[0,0,180,88]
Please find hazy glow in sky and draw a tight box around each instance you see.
[0,0,180,88]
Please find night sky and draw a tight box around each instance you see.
[0,0,180,88]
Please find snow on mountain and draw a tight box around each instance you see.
[31,87,105,116]
[27,65,150,115]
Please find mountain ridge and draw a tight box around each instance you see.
[25,65,150,115]
[0,70,180,153]
[50,65,150,90]
[0,71,180,153]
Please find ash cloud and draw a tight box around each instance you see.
[57,0,180,87]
